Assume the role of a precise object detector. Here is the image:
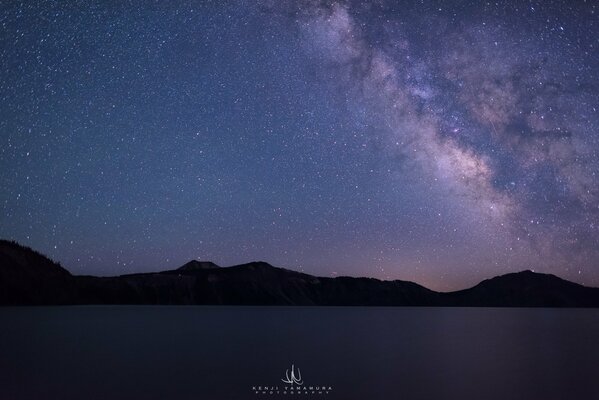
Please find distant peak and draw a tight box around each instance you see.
[477,269,564,287]
[516,269,536,275]
[510,270,554,278]
[231,261,277,270]
[177,260,220,271]
[244,261,274,268]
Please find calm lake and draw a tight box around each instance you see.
[1,306,598,400]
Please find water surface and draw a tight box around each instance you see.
[1,306,597,399]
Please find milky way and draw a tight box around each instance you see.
[0,1,597,290]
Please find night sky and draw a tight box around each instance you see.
[1,0,597,291]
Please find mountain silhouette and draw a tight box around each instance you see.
[1,239,598,307]
[442,270,599,307]
[0,240,74,304]
[177,260,220,271]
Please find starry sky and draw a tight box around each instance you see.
[1,0,597,291]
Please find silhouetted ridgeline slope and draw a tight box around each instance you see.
[1,240,599,307]
[0,240,74,304]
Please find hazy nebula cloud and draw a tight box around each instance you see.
[275,0,599,279]
[294,3,518,222]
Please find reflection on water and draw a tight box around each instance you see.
[1,306,598,400]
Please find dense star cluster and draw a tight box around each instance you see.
[0,1,597,291]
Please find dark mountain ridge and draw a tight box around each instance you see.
[443,270,599,307]
[177,260,220,271]
[1,240,598,307]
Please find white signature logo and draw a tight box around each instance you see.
[281,364,303,385]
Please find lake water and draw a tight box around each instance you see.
[1,306,598,400]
